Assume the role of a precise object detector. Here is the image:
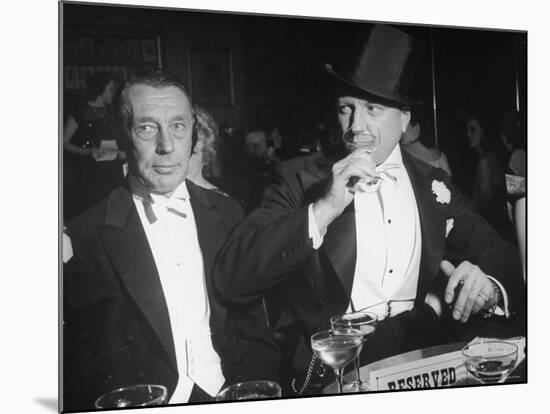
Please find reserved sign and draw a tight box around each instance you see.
[367,337,525,391]
[368,351,467,391]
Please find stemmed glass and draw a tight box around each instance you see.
[461,340,518,384]
[342,124,382,188]
[330,311,378,392]
[94,384,168,408]
[311,328,363,394]
[216,380,281,401]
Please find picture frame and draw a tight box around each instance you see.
[189,49,235,107]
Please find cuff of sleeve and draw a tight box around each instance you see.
[487,275,510,318]
[308,203,326,249]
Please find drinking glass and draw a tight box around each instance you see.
[342,124,382,188]
[461,340,518,384]
[216,380,281,401]
[311,328,363,394]
[330,311,378,392]
[94,384,168,408]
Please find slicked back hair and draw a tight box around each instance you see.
[117,68,196,150]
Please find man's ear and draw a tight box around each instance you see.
[401,110,411,133]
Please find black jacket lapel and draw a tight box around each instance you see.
[97,186,177,370]
[186,181,228,328]
[402,151,447,302]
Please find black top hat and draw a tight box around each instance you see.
[325,24,423,106]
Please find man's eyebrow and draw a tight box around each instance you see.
[134,116,156,123]
[170,114,193,122]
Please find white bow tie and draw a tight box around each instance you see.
[143,196,189,223]
[355,163,402,193]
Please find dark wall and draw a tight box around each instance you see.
[62,2,526,163]
[62,3,248,127]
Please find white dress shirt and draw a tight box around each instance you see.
[308,145,509,319]
[349,146,421,319]
[130,175,225,403]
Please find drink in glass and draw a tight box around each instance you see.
[330,311,377,392]
[216,380,281,401]
[311,328,363,394]
[94,384,167,408]
[461,340,518,384]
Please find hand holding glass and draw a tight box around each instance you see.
[330,311,377,392]
[311,328,363,394]
[342,124,381,188]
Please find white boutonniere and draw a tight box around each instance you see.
[432,180,451,204]
[445,218,454,238]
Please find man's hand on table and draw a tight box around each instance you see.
[440,260,499,323]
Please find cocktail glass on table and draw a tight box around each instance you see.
[216,380,281,401]
[461,340,518,384]
[311,328,363,394]
[330,311,377,392]
[94,384,168,408]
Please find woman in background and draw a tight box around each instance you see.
[400,109,452,176]
[499,110,526,177]
[466,112,513,239]
[63,72,123,218]
[187,105,227,195]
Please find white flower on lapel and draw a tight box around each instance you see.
[432,180,451,204]
[445,218,454,238]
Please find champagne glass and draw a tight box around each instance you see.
[311,328,363,394]
[330,311,378,392]
[461,340,518,384]
[216,380,281,401]
[94,384,168,408]
[342,124,382,188]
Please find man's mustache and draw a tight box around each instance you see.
[342,129,377,145]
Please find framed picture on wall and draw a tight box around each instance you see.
[189,49,234,107]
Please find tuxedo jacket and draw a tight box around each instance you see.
[213,148,524,393]
[63,180,280,411]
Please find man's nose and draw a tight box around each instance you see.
[156,127,175,154]
[350,107,369,132]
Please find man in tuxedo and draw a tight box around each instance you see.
[213,24,524,394]
[62,69,279,411]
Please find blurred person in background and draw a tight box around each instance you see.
[187,105,226,195]
[466,111,513,240]
[401,107,452,176]
[63,72,124,219]
[499,110,526,177]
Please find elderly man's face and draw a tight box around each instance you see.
[127,84,194,195]
[336,96,410,164]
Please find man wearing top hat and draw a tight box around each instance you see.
[212,24,524,394]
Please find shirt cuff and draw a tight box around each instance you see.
[308,203,326,249]
[487,275,510,318]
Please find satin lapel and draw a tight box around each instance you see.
[322,202,357,302]
[187,182,227,324]
[402,152,447,299]
[97,187,177,369]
